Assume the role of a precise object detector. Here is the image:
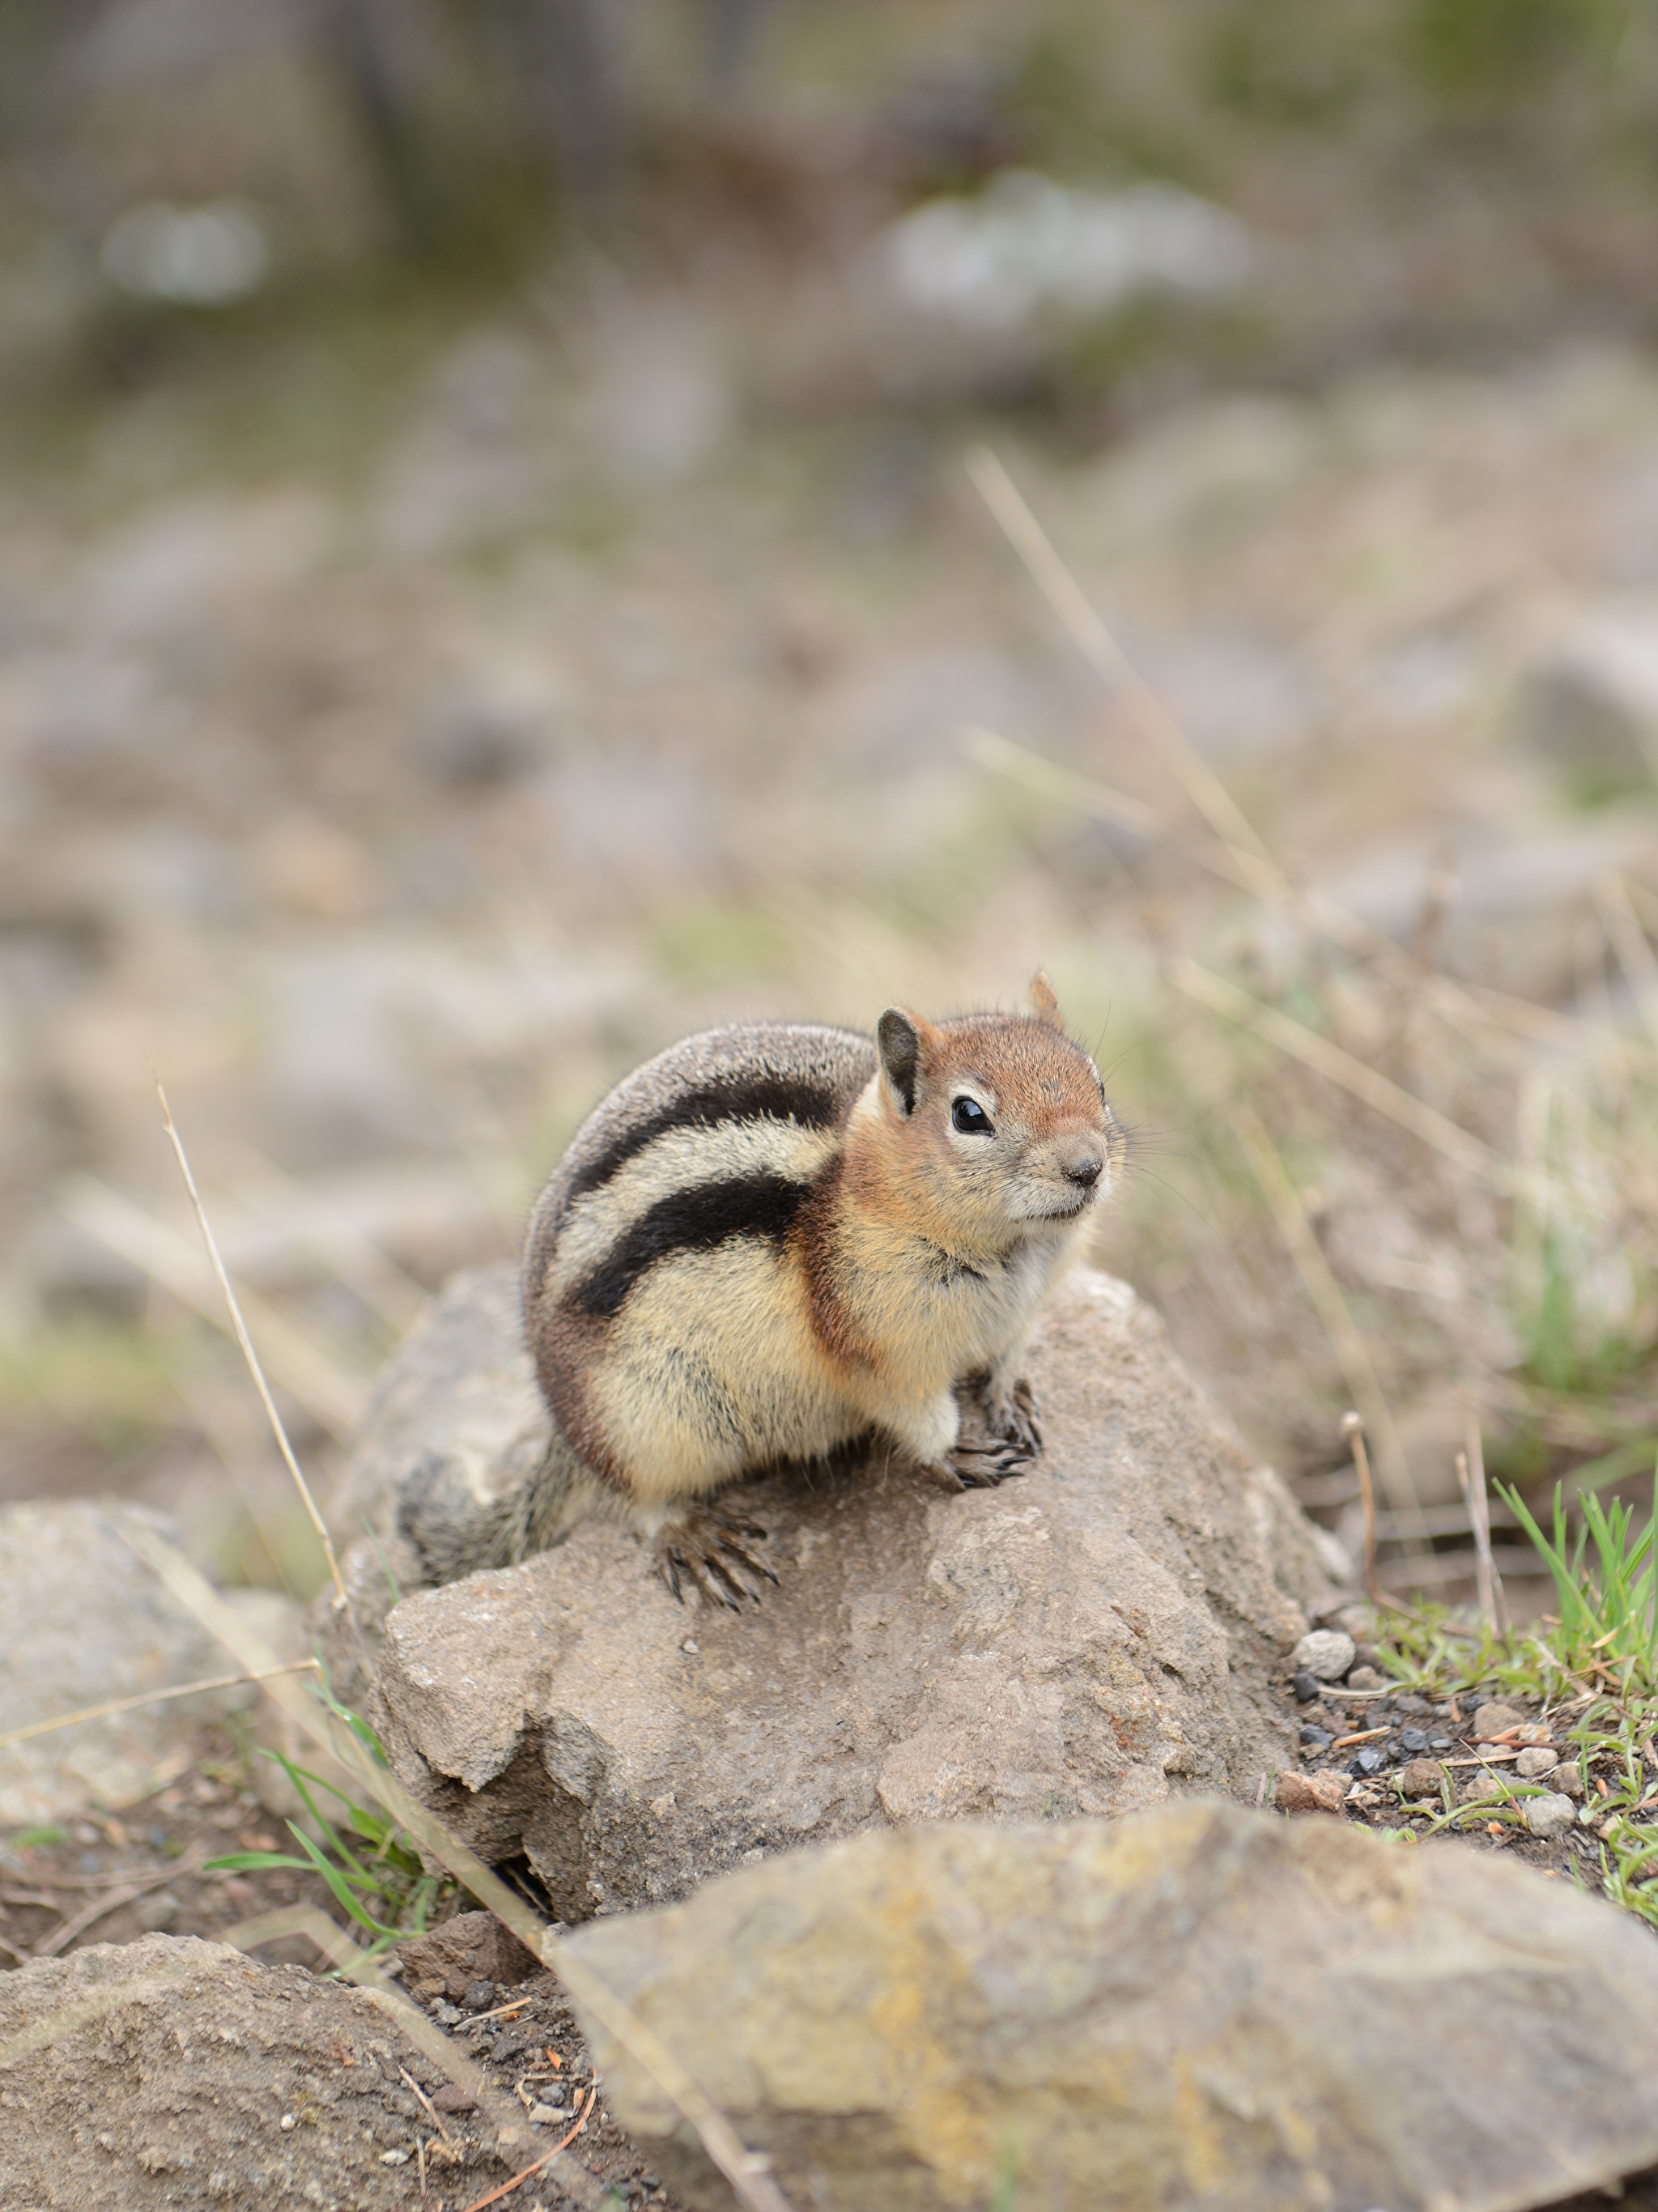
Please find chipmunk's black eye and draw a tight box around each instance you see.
[951,1095,993,1135]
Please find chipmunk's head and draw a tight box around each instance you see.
[861,972,1121,1254]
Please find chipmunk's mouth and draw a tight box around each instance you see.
[1033,1193,1094,1222]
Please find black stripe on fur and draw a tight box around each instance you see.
[572,1172,810,1319]
[565,1079,845,1204]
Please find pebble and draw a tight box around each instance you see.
[463,1979,497,2011]
[1275,1768,1350,1815]
[1399,1729,1431,1755]
[1549,1764,1585,1799]
[1429,1736,1452,1752]
[1460,1772,1505,1805]
[1525,1793,1578,1840]
[1513,1723,1554,1747]
[1299,1726,1334,1749]
[1472,1702,1524,1741]
[1291,1670,1324,1704]
[431,2084,478,2115]
[1349,1746,1387,1778]
[1398,1758,1445,1800]
[1346,1665,1385,1691]
[1292,1631,1356,1682]
[1515,1746,1560,1779]
[1290,1636,1353,1681]
[528,2104,564,2127]
[431,2001,463,2026]
[380,2149,412,2167]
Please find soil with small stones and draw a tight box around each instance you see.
[1269,1663,1638,1894]
[0,1726,687,2212]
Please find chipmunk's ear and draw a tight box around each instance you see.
[877,1007,935,1116]
[1028,970,1064,1028]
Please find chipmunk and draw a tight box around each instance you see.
[401,975,1122,1606]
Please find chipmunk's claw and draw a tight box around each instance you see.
[943,1372,1041,1487]
[656,1503,778,1608]
[943,1434,1034,1489]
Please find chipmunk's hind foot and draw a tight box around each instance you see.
[656,1501,779,1610]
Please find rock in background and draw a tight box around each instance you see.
[329,1263,1336,1919]
[565,1800,1658,2212]
[0,1500,303,1825]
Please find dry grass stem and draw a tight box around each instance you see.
[965,447,1273,866]
[458,2092,593,2212]
[60,1174,368,1440]
[1457,1416,1508,1633]
[32,1863,202,1959]
[155,1084,350,1607]
[223,1142,427,1334]
[1230,1103,1422,1526]
[1598,875,1658,1051]
[0,1659,318,1751]
[116,1521,801,2212]
[1180,958,1571,1213]
[1341,1411,1380,1602]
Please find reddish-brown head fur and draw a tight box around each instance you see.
[844,974,1120,1259]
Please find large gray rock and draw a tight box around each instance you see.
[337,1265,1335,1917]
[0,1501,299,1826]
[564,1800,1658,2212]
[0,1933,512,2209]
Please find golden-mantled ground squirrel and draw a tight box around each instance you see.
[402,975,1123,1606]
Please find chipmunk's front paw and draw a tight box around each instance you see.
[654,1501,779,1610]
[954,1372,1042,1460]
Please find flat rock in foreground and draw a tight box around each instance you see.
[0,1933,517,2210]
[566,1800,1658,2212]
[346,1266,1334,1916]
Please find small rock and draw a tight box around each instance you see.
[1513,1723,1554,1747]
[1346,1665,1384,1691]
[1399,1729,1431,1755]
[528,2103,563,2126]
[1515,1746,1560,1779]
[1398,1759,1445,1801]
[1349,1746,1386,1778]
[397,1908,541,2004]
[1276,1769,1349,1815]
[431,2001,463,2026]
[1299,1725,1333,1749]
[380,2149,411,2166]
[1473,1703,1524,1742]
[1429,1736,1452,1752]
[133,1891,181,1933]
[1292,1631,1356,1683]
[462,1979,496,2012]
[1460,1772,1506,1805]
[1525,1793,1578,1841]
[1549,1764,1585,1799]
[1292,1670,1324,1704]
[430,2084,478,2114]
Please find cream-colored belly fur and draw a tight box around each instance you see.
[590,1221,1085,1511]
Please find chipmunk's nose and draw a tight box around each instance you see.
[1059,1143,1104,1189]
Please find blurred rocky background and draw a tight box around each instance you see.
[2,0,1657,1604]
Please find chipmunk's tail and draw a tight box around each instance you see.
[396,1428,599,1585]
